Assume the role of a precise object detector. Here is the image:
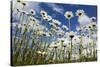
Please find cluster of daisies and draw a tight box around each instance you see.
[12,0,97,62]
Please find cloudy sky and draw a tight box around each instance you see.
[12,0,97,31]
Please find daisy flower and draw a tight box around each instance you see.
[49,23,56,28]
[46,15,52,21]
[52,19,61,26]
[42,32,47,36]
[87,24,93,30]
[21,2,27,6]
[62,25,68,30]
[37,51,42,54]
[16,8,20,13]
[50,28,57,33]
[76,26,81,31]
[45,32,51,37]
[21,1,27,9]
[62,43,67,47]
[64,11,73,31]
[21,10,28,15]
[37,30,44,36]
[49,42,60,48]
[57,30,65,36]
[29,17,37,27]
[76,9,85,16]
[29,16,36,22]
[64,11,74,20]
[91,22,97,28]
[40,10,48,17]
[59,38,66,46]
[42,52,47,55]
[42,15,48,20]
[17,0,21,3]
[69,31,75,39]
[53,44,59,48]
[55,27,61,31]
[30,9,36,16]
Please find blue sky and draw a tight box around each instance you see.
[13,1,97,31]
[38,2,97,31]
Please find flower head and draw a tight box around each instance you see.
[91,22,97,28]
[62,25,68,30]
[16,8,20,12]
[40,10,47,17]
[50,42,60,48]
[58,38,65,43]
[76,9,85,16]
[50,28,57,33]
[37,30,44,36]
[52,19,61,26]
[64,11,74,20]
[45,32,51,37]
[42,15,48,20]
[55,27,61,31]
[22,2,27,6]
[46,15,52,21]
[37,30,50,37]
[21,10,28,15]
[73,35,81,44]
[17,0,21,3]
[30,16,37,22]
[58,39,68,47]
[30,9,36,16]
[43,33,47,36]
[49,23,56,28]
[40,10,52,22]
[53,44,59,48]
[86,23,93,30]
[76,26,81,31]
[48,32,52,36]
[88,25,92,29]
[42,52,47,55]
[69,31,75,39]
[29,17,37,27]
[37,51,42,54]
[57,30,65,37]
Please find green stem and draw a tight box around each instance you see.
[68,19,71,32]
[79,26,82,62]
[70,38,72,62]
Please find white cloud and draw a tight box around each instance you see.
[53,7,63,14]
[78,15,96,27]
[24,2,41,13]
[46,3,64,14]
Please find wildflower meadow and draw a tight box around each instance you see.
[11,0,97,66]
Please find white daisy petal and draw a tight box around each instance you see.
[64,11,74,20]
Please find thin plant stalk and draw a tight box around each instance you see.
[79,26,83,62]
[68,19,71,32]
[70,38,73,62]
[63,46,66,62]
